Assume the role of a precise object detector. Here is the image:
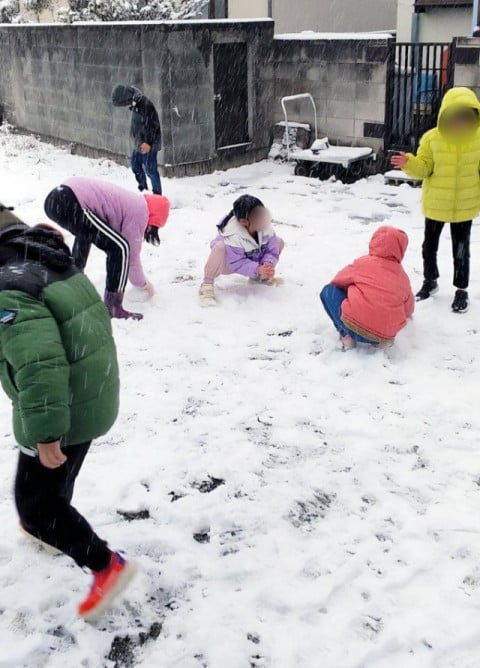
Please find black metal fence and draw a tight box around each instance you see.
[385,42,454,152]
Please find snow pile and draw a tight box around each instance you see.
[56,0,208,22]
[0,0,19,22]
[1,126,480,667]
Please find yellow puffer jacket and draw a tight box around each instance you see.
[403,87,480,223]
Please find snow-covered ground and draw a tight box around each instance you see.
[1,126,480,668]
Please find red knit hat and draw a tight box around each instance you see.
[144,194,170,228]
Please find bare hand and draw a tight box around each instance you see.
[37,441,67,469]
[391,152,409,169]
[143,280,155,298]
[140,143,151,154]
[258,263,275,280]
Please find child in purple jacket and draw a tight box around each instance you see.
[199,195,284,305]
[44,178,169,320]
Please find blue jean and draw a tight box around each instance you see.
[131,147,162,194]
[320,284,376,344]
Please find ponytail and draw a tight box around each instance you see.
[217,209,235,231]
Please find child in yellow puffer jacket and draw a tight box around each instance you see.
[391,87,480,313]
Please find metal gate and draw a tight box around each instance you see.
[385,42,454,152]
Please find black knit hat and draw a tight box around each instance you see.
[0,203,28,240]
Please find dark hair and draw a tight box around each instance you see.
[218,195,265,230]
[144,224,161,246]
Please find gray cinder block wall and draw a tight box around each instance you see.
[270,36,394,153]
[0,20,274,176]
[0,21,395,174]
[451,37,480,98]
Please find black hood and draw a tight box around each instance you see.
[112,84,142,107]
[0,203,29,242]
[0,225,73,271]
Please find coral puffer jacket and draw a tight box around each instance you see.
[331,226,414,342]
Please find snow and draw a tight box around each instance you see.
[1,17,274,27]
[384,169,423,183]
[291,145,374,168]
[275,121,311,131]
[2,125,480,667]
[276,31,393,41]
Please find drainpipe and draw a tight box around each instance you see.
[411,10,420,43]
[473,0,480,36]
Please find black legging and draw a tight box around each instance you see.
[44,186,130,293]
[15,442,111,572]
[422,218,472,290]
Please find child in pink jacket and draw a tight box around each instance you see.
[44,178,170,320]
[320,226,414,349]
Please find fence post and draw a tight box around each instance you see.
[383,40,396,151]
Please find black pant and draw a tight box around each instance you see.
[44,186,130,293]
[422,218,472,290]
[15,442,111,572]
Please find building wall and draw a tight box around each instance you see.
[0,21,274,176]
[270,36,393,152]
[396,1,472,43]
[228,0,397,33]
[228,0,269,19]
[417,8,471,42]
[396,0,414,41]
[275,0,397,34]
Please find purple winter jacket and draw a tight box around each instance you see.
[215,217,281,278]
[65,177,149,287]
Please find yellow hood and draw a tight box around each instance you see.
[437,87,480,136]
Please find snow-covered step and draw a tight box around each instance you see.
[384,169,422,187]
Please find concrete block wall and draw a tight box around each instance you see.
[452,37,480,97]
[0,23,145,157]
[0,20,274,176]
[270,37,394,152]
[0,21,393,175]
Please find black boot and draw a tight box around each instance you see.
[416,279,439,301]
[452,289,469,313]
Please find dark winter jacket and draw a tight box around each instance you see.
[0,217,120,454]
[112,84,162,150]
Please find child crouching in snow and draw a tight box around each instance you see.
[320,226,414,350]
[199,195,284,304]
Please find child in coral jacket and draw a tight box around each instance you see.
[199,195,284,304]
[320,226,414,350]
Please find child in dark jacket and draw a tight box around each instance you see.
[112,84,162,195]
[199,195,284,305]
[321,226,414,350]
[0,203,136,621]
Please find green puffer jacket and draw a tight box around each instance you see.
[403,87,480,223]
[0,224,119,453]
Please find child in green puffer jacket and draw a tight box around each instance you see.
[0,203,136,621]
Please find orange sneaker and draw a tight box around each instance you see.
[78,551,137,621]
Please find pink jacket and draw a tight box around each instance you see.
[331,226,414,341]
[65,177,149,287]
